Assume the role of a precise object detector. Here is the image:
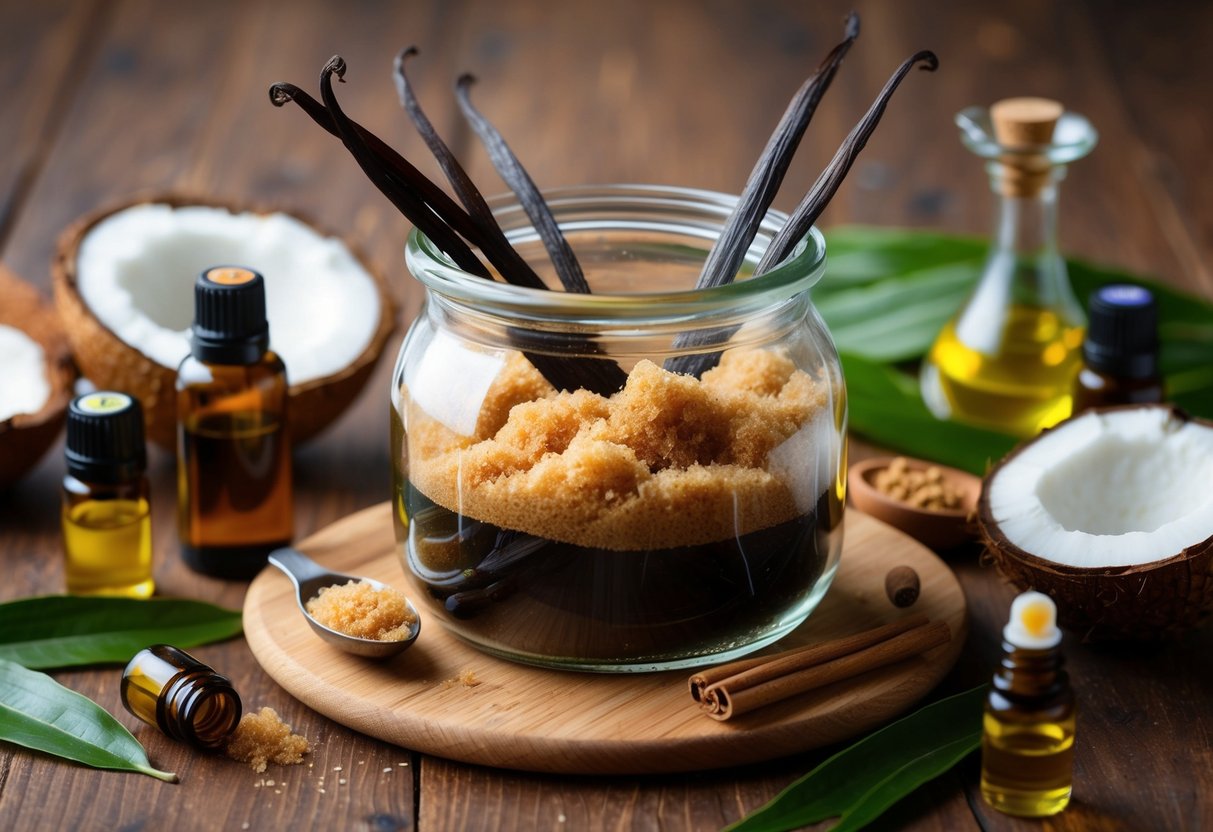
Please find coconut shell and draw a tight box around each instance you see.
[0,264,76,489]
[52,194,398,448]
[978,405,1213,640]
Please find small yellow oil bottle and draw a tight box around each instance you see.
[981,591,1075,817]
[61,391,153,598]
[921,97,1097,437]
[177,266,293,579]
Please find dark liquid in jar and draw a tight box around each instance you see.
[401,482,839,665]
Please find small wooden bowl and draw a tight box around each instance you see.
[848,456,982,551]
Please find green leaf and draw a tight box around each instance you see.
[0,596,242,669]
[822,226,986,291]
[842,353,1017,474]
[817,262,980,362]
[817,227,1213,464]
[0,658,177,781]
[725,686,986,832]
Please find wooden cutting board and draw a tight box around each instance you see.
[244,503,966,775]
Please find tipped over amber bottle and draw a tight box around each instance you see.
[981,591,1076,817]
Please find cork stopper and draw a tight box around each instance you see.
[989,97,1063,197]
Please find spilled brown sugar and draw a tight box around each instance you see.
[305,579,417,641]
[224,707,310,773]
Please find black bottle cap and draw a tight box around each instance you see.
[190,266,270,365]
[65,391,147,483]
[1083,284,1159,379]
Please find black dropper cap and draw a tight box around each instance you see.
[1083,284,1159,379]
[65,392,147,483]
[190,266,270,365]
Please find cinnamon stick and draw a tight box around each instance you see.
[693,617,950,721]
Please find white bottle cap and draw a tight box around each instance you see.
[1003,591,1062,649]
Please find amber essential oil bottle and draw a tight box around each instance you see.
[177,266,293,579]
[981,591,1075,817]
[121,644,241,749]
[1072,284,1164,414]
[61,391,153,598]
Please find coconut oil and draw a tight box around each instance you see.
[61,391,154,598]
[981,591,1076,817]
[921,98,1096,437]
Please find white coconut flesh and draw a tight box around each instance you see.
[0,324,50,422]
[986,407,1213,568]
[76,204,380,384]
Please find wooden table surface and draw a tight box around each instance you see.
[2,1,1210,830]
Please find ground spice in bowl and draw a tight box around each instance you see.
[306,579,417,641]
[873,457,964,510]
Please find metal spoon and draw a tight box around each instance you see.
[268,547,421,659]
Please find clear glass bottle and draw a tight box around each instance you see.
[981,591,1076,817]
[177,266,293,580]
[392,185,847,671]
[121,644,241,750]
[61,391,153,598]
[921,98,1098,437]
[1072,284,1164,413]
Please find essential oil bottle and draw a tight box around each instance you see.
[1072,284,1164,414]
[177,266,293,579]
[61,391,153,598]
[121,644,241,750]
[981,591,1076,817]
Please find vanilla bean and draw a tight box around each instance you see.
[276,63,623,396]
[756,50,939,275]
[694,12,860,292]
[316,57,491,278]
[669,48,939,379]
[269,81,482,246]
[455,74,591,294]
[664,14,859,378]
[394,48,546,291]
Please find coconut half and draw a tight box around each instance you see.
[0,264,76,489]
[979,405,1213,640]
[53,196,396,447]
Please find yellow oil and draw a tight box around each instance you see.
[63,499,154,598]
[980,710,1075,817]
[924,304,1083,437]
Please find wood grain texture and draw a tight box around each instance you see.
[1,0,1211,829]
[244,504,966,775]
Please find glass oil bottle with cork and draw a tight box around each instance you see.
[981,590,1076,818]
[921,97,1098,437]
[61,391,154,598]
[177,266,293,580]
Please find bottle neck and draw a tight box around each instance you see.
[160,669,242,750]
[989,171,1060,260]
[993,640,1069,703]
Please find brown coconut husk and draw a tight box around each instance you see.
[52,194,398,448]
[0,264,76,489]
[978,404,1213,641]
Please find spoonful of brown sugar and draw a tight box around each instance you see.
[268,547,421,659]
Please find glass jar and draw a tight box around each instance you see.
[391,185,846,672]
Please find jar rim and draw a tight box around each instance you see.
[405,184,826,322]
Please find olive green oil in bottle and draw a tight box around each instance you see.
[61,391,153,598]
[981,591,1075,817]
[177,266,293,579]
